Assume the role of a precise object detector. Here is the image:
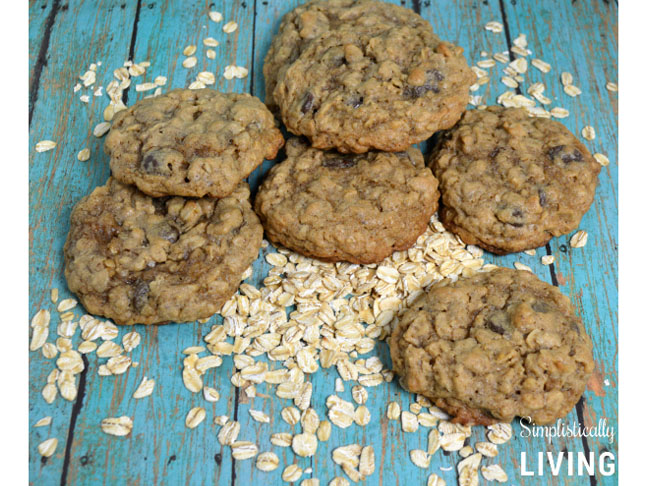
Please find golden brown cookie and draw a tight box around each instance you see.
[254,138,439,264]
[429,107,600,254]
[390,268,594,425]
[264,0,475,153]
[64,178,262,325]
[105,89,283,198]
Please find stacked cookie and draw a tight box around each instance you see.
[256,0,474,264]
[64,90,283,325]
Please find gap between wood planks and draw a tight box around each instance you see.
[497,1,598,486]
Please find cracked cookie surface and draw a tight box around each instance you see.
[429,107,600,254]
[105,89,284,198]
[264,0,474,153]
[254,138,439,264]
[390,268,594,425]
[64,178,262,325]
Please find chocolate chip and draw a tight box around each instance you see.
[531,301,551,313]
[301,92,315,113]
[141,152,162,174]
[538,189,547,207]
[132,280,150,311]
[347,96,364,108]
[430,69,444,81]
[489,147,502,159]
[561,150,583,163]
[485,310,510,335]
[155,222,179,243]
[546,145,565,160]
[323,157,357,169]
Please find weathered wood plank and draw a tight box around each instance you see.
[498,2,618,485]
[29,1,141,484]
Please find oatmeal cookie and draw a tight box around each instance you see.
[64,178,262,325]
[429,107,600,254]
[255,138,439,264]
[264,0,475,153]
[390,268,594,425]
[105,89,284,198]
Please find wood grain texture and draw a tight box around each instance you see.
[29,1,618,485]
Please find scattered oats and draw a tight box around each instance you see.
[249,409,270,423]
[329,478,350,486]
[73,83,82,92]
[32,309,50,328]
[401,411,419,433]
[38,438,58,457]
[351,385,368,405]
[197,71,216,85]
[218,420,240,445]
[93,122,111,138]
[564,84,582,97]
[57,298,77,312]
[122,331,141,352]
[97,364,112,376]
[302,480,319,486]
[39,342,55,359]
[487,423,513,444]
[128,63,146,77]
[30,326,48,352]
[154,75,167,86]
[481,464,508,482]
[256,451,279,471]
[34,416,52,427]
[42,383,57,403]
[410,449,431,468]
[133,377,155,399]
[206,49,216,59]
[328,399,355,428]
[418,413,438,428]
[606,82,618,92]
[208,11,223,22]
[410,403,422,414]
[106,355,131,374]
[231,441,258,460]
[531,58,551,73]
[183,45,197,56]
[333,444,362,468]
[301,408,320,434]
[501,76,518,88]
[359,445,375,477]
[427,474,446,486]
[477,59,496,69]
[541,255,555,265]
[214,415,229,426]
[485,21,503,33]
[182,56,197,69]
[509,57,528,74]
[282,464,303,482]
[475,442,498,457]
[77,148,91,162]
[317,420,332,441]
[594,153,610,166]
[427,429,441,455]
[202,387,220,403]
[96,341,123,358]
[440,432,466,452]
[183,346,205,355]
[459,445,474,458]
[266,252,288,267]
[570,230,588,248]
[335,377,345,393]
[387,401,401,420]
[582,125,596,140]
[56,350,84,373]
[282,406,301,426]
[223,21,238,33]
[188,80,206,90]
[101,416,133,436]
[270,432,293,447]
[182,366,203,393]
[561,72,573,85]
[513,262,533,273]
[292,432,318,457]
[354,405,371,426]
[136,82,157,92]
[551,107,570,118]
[493,52,509,63]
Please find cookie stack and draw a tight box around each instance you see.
[256,0,474,264]
[64,90,283,325]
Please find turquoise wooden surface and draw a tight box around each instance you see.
[28,1,618,485]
